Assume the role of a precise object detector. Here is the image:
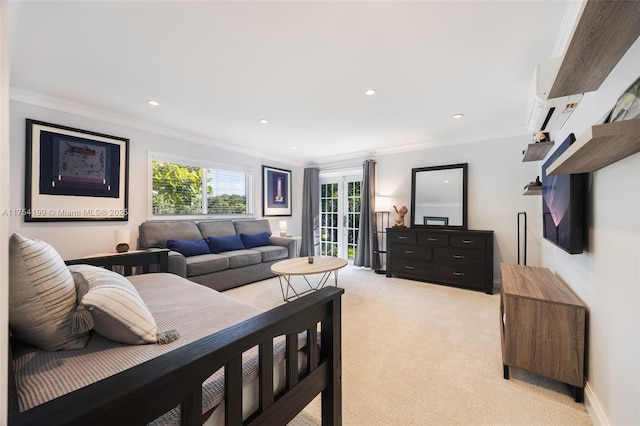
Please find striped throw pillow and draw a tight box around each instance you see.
[8,233,90,351]
[69,265,157,344]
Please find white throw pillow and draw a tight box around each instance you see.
[69,264,158,344]
[8,233,89,351]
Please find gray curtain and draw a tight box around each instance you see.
[300,167,320,257]
[354,159,377,268]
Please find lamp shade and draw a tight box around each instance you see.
[279,221,287,237]
[375,196,391,212]
[114,229,130,253]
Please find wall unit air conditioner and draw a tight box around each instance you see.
[526,57,583,132]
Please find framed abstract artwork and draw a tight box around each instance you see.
[25,119,129,222]
[262,165,291,216]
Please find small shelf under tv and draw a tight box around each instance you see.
[522,141,554,162]
[546,119,640,175]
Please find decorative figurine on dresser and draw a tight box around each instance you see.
[392,205,408,228]
[386,163,494,294]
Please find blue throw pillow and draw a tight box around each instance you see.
[167,238,210,257]
[240,232,271,249]
[206,235,245,254]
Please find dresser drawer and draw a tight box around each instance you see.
[433,264,485,289]
[389,231,417,244]
[390,258,432,279]
[434,248,485,267]
[385,229,494,293]
[392,244,432,260]
[450,234,486,249]
[417,233,449,246]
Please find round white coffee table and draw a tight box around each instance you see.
[271,256,348,301]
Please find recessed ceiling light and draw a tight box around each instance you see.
[290,146,297,150]
[364,89,377,96]
[260,119,270,124]
[147,100,160,106]
[452,113,464,119]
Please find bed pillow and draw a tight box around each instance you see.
[167,238,210,257]
[240,232,271,248]
[206,234,245,253]
[8,233,90,351]
[69,265,158,345]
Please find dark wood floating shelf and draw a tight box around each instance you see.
[523,187,542,196]
[522,141,554,162]
[549,0,640,98]
[547,119,640,175]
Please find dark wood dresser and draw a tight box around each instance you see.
[386,228,494,294]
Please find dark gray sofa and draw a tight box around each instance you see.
[138,219,295,291]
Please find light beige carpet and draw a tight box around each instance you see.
[224,266,591,426]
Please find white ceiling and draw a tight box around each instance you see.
[9,1,571,166]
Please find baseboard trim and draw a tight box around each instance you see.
[585,381,608,426]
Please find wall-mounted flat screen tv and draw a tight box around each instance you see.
[541,133,588,254]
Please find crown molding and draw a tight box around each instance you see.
[305,124,529,167]
[372,126,530,157]
[9,88,304,168]
[10,87,527,169]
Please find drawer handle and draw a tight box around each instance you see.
[405,266,415,270]
[398,236,408,240]
[453,254,464,259]
[453,272,465,277]
[405,250,414,254]
[428,238,438,241]
[461,240,473,244]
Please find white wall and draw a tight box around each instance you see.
[376,134,544,282]
[8,100,302,260]
[1,2,11,424]
[541,36,640,426]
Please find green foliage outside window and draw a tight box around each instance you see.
[152,161,204,215]
[152,160,248,216]
[207,194,247,214]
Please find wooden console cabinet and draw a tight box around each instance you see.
[500,263,586,402]
[386,228,494,294]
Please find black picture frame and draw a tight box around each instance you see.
[262,165,292,216]
[410,163,468,230]
[25,119,129,222]
[424,216,449,226]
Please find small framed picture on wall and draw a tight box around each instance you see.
[262,165,291,216]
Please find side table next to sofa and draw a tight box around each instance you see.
[65,248,169,276]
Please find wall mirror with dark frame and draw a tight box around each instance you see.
[410,163,468,229]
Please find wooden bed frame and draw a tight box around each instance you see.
[8,252,344,426]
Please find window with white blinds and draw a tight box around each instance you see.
[151,157,253,217]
